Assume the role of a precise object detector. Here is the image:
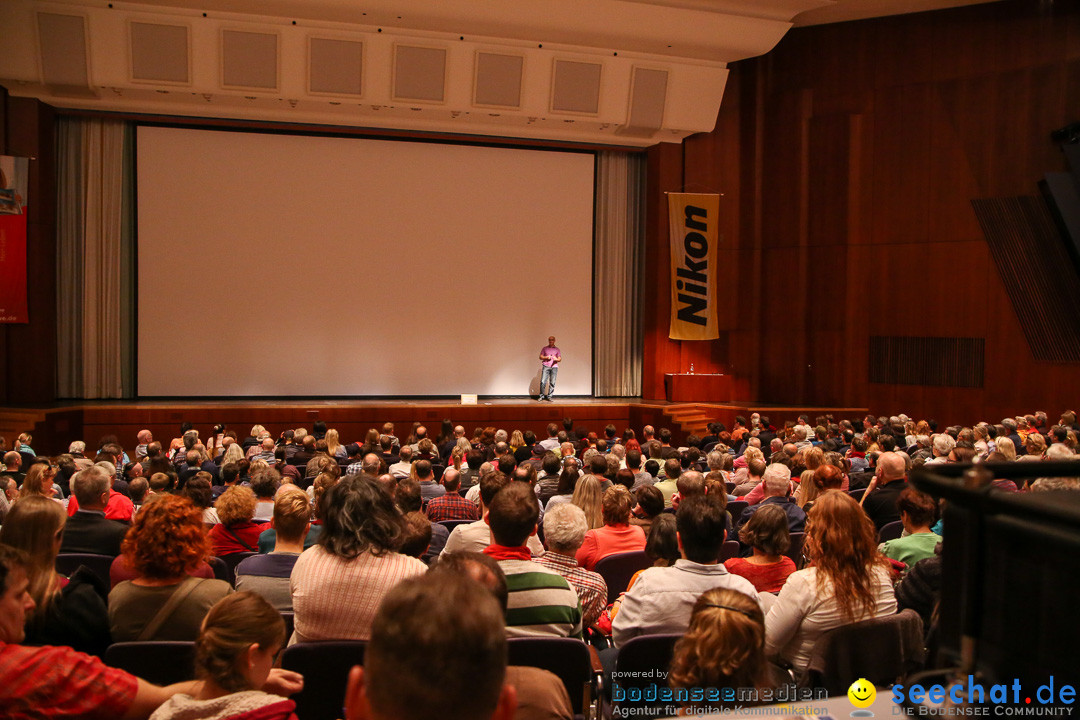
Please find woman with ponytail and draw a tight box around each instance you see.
[150,591,298,720]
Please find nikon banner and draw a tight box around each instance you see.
[668,192,719,340]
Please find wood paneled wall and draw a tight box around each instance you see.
[0,91,56,404]
[642,0,1080,425]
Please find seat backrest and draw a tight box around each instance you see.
[281,641,367,720]
[104,641,196,686]
[719,539,740,561]
[785,533,806,567]
[878,520,904,543]
[206,556,230,585]
[219,551,258,585]
[594,550,652,604]
[726,500,749,525]
[56,553,114,589]
[507,637,593,714]
[798,609,925,695]
[848,488,866,502]
[612,634,682,716]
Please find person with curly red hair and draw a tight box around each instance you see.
[109,495,233,642]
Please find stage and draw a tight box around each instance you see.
[0,398,868,456]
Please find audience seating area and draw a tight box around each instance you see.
[3,407,1079,719]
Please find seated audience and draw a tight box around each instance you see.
[724,504,796,593]
[182,473,219,525]
[628,484,664,535]
[59,465,130,556]
[148,592,294,720]
[736,464,806,535]
[429,552,574,720]
[860,451,910,529]
[250,468,280,522]
[425,468,479,522]
[396,478,447,562]
[542,462,580,513]
[0,495,111,656]
[210,486,268,556]
[611,495,761,647]
[400,511,434,559]
[442,472,544,557]
[0,543,303,718]
[109,494,233,641]
[482,482,582,638]
[667,588,772,713]
[879,487,941,566]
[607,513,681,624]
[536,503,608,628]
[765,492,897,672]
[67,462,135,521]
[571,474,604,530]
[290,475,427,642]
[18,462,60,501]
[652,459,681,507]
[342,571,517,720]
[235,486,310,611]
[575,485,647,571]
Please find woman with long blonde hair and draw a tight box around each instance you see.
[765,491,896,672]
[0,495,111,655]
[571,474,603,530]
[325,428,345,459]
[19,462,59,501]
[669,588,770,712]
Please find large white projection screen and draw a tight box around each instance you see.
[136,127,594,397]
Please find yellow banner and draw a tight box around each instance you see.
[668,193,720,340]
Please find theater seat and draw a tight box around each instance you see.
[507,637,596,719]
[104,641,196,686]
[797,608,925,695]
[594,551,651,604]
[281,641,367,720]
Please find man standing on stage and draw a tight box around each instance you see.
[539,336,562,402]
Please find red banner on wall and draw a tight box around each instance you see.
[0,155,29,324]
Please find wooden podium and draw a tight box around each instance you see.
[664,373,733,402]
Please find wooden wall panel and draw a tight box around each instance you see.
[641,142,683,399]
[675,0,1080,426]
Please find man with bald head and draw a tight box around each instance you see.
[441,425,466,460]
[861,451,909,530]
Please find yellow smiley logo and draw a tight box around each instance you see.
[848,678,876,708]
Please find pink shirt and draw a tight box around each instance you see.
[575,523,647,571]
[290,545,427,643]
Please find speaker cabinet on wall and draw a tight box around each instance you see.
[617,66,667,137]
[308,37,363,96]
[474,52,523,108]
[551,59,602,115]
[130,22,189,84]
[221,29,278,90]
[36,12,92,96]
[393,45,446,102]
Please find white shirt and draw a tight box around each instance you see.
[764,565,897,672]
[440,518,544,557]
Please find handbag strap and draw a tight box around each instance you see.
[223,524,257,552]
[137,575,203,641]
